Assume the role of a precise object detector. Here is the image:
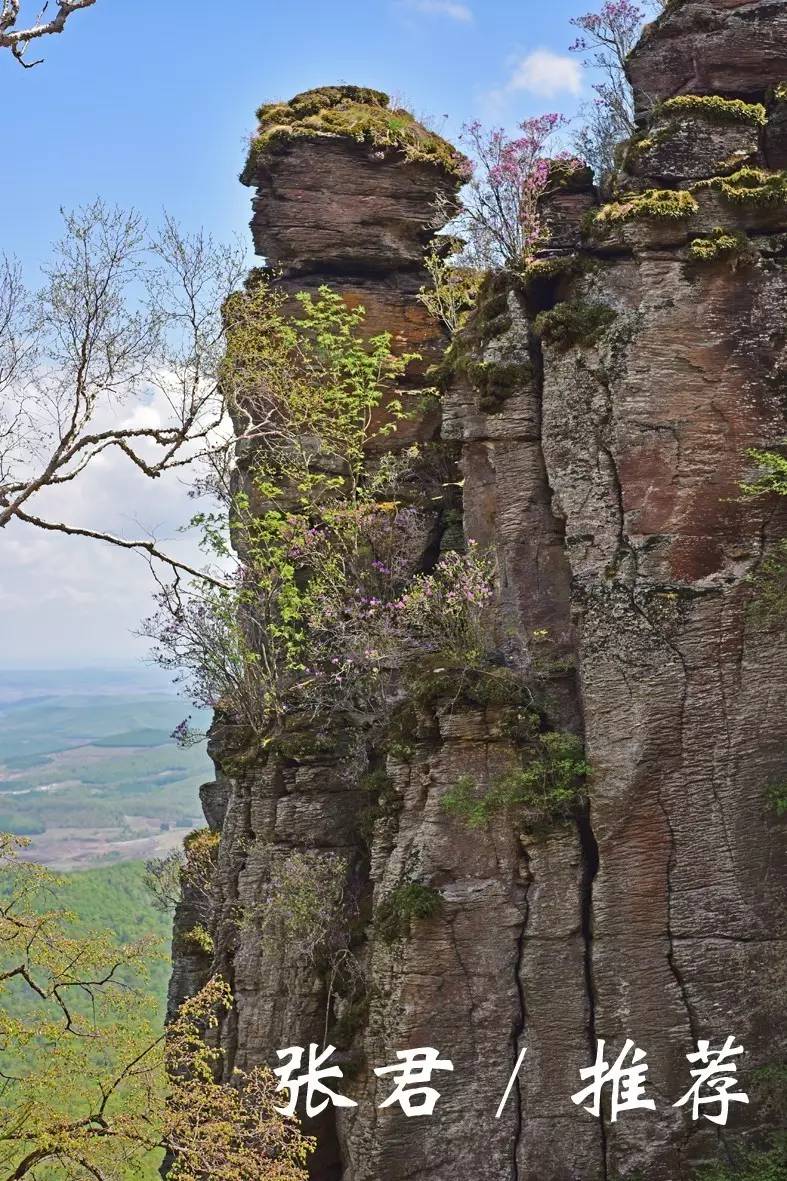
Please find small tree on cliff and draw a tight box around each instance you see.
[569,0,647,181]
[0,200,248,585]
[0,0,97,66]
[0,834,313,1180]
[457,114,574,268]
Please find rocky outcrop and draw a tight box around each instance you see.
[627,0,787,115]
[170,34,787,1181]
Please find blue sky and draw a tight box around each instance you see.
[0,0,593,668]
[1,0,590,266]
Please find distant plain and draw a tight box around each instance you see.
[0,668,212,869]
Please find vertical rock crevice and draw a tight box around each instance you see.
[168,13,787,1175]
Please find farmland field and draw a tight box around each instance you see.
[0,668,212,869]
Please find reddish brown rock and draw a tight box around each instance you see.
[627,0,787,114]
[627,112,760,181]
[171,45,787,1181]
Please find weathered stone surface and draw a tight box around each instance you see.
[765,95,787,167]
[627,0,787,114]
[628,113,759,181]
[538,242,787,1176]
[170,42,787,1181]
[245,136,461,276]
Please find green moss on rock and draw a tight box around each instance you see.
[546,157,594,193]
[243,85,468,183]
[466,358,533,411]
[435,271,526,405]
[407,656,531,712]
[533,300,617,351]
[520,253,597,299]
[694,1138,787,1181]
[691,166,787,207]
[591,188,699,228]
[687,226,754,264]
[660,95,767,127]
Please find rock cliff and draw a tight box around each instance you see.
[169,15,787,1179]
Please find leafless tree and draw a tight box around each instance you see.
[0,200,250,584]
[0,0,97,66]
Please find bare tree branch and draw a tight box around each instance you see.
[0,201,248,584]
[12,507,232,587]
[1,0,97,66]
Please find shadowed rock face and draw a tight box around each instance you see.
[627,0,787,114]
[170,45,786,1181]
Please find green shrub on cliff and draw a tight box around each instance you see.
[442,730,588,831]
[533,300,617,351]
[376,882,442,943]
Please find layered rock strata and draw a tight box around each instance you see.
[171,19,787,1179]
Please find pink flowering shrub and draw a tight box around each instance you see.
[395,543,496,666]
[457,115,577,267]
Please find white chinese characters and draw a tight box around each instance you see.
[674,1037,750,1125]
[375,1048,455,1116]
[273,1038,749,1125]
[572,1039,656,1122]
[274,1044,358,1117]
[275,1044,454,1118]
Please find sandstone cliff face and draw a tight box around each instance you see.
[172,23,787,1180]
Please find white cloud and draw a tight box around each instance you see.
[406,0,474,22]
[505,49,582,98]
[0,384,213,668]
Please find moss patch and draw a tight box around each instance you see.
[694,1138,787,1181]
[466,358,533,411]
[687,226,754,264]
[243,85,468,183]
[435,271,531,409]
[533,300,617,351]
[660,95,767,128]
[591,188,699,228]
[520,253,597,306]
[692,167,787,207]
[407,656,532,713]
[546,157,594,193]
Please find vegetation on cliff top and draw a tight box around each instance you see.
[242,85,468,183]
